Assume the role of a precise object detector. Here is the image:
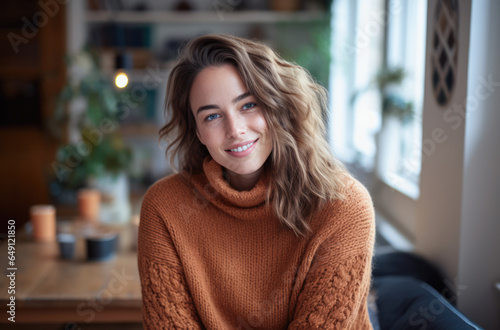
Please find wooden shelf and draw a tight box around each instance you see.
[120,123,160,138]
[86,10,328,24]
[124,68,170,82]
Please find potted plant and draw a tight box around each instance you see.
[374,68,414,125]
[349,67,414,173]
[50,49,132,224]
[351,67,414,124]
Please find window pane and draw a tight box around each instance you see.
[329,0,385,169]
[384,0,427,195]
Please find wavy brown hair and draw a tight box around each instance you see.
[160,34,349,237]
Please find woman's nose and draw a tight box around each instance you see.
[225,114,245,139]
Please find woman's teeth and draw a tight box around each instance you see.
[229,141,254,152]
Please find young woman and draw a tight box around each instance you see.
[138,34,376,329]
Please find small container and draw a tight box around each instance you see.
[30,205,56,242]
[77,189,101,222]
[86,232,118,262]
[57,233,76,259]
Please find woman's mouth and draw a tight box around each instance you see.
[228,140,255,152]
[225,139,258,157]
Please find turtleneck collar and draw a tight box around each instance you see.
[192,156,270,210]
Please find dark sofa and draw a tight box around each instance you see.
[371,252,483,330]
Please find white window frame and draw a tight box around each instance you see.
[329,0,427,241]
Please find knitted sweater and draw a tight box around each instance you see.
[138,157,376,329]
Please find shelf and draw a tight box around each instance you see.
[120,123,160,138]
[114,68,171,82]
[86,10,328,24]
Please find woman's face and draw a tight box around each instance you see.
[190,65,273,177]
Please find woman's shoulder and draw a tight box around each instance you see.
[319,174,375,232]
[141,172,192,207]
[340,175,374,209]
[311,175,376,255]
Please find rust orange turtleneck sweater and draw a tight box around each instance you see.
[138,157,375,329]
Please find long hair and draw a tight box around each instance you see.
[160,34,349,237]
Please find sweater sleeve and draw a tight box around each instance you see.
[288,183,376,330]
[137,188,205,330]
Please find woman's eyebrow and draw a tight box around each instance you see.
[196,92,252,115]
[232,91,251,104]
[196,104,219,115]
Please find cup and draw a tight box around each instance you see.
[77,189,101,222]
[57,233,76,259]
[86,232,118,262]
[30,205,56,242]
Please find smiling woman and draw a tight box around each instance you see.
[190,65,273,191]
[138,34,376,329]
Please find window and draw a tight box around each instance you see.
[330,0,385,169]
[384,0,427,198]
[330,0,427,199]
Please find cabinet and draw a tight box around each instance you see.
[0,1,66,230]
[81,1,330,181]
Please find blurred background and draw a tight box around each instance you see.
[0,0,333,227]
[0,0,499,329]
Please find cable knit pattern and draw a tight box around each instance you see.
[139,257,204,329]
[138,156,376,329]
[288,254,372,329]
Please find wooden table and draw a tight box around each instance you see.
[0,219,142,326]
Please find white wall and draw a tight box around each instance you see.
[415,0,471,282]
[414,1,500,327]
[457,1,500,328]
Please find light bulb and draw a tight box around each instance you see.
[115,72,128,88]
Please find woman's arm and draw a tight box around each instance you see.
[138,191,204,329]
[287,251,373,329]
[288,183,376,330]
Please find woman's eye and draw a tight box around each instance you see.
[242,102,257,110]
[205,114,220,121]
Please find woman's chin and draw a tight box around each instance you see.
[225,165,264,178]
